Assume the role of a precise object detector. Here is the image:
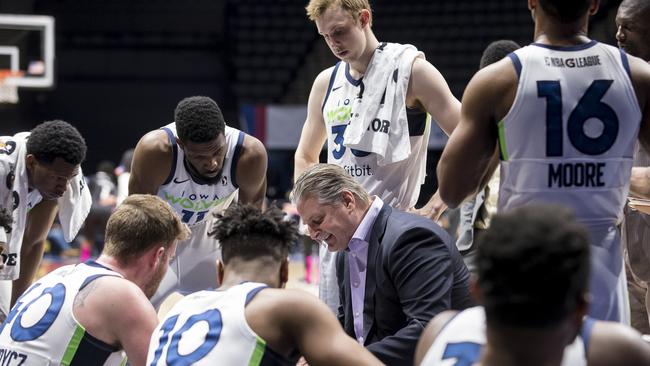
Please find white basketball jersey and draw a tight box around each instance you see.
[498,42,640,321]
[0,261,122,366]
[421,306,590,366]
[322,60,431,209]
[147,282,296,366]
[157,123,242,226]
[499,41,641,229]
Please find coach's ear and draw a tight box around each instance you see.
[217,259,224,284]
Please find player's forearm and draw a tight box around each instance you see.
[629,167,650,199]
[437,162,478,209]
[327,341,384,366]
[438,144,497,208]
[11,240,45,306]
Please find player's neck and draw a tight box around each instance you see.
[348,31,380,77]
[95,255,130,279]
[534,18,590,46]
[183,156,222,185]
[483,326,568,366]
[220,263,282,290]
[481,348,562,366]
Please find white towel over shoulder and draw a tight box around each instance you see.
[343,42,424,166]
[58,168,91,243]
[0,133,29,280]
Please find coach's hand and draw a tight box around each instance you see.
[409,190,447,223]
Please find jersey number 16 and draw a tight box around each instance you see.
[538,79,618,157]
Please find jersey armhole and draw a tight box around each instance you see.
[79,274,121,291]
[160,127,178,186]
[507,52,522,80]
[619,49,633,81]
[79,261,121,290]
[244,284,267,306]
[230,131,246,189]
[438,311,463,334]
[321,62,342,112]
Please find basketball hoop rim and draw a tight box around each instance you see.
[0,69,25,80]
[0,70,24,84]
[0,69,22,104]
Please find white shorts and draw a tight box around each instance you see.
[318,245,339,314]
[150,218,221,308]
[588,226,630,324]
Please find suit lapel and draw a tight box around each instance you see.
[362,203,391,342]
[336,252,354,335]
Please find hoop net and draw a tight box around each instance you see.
[0,70,23,104]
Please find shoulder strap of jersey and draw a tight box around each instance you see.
[322,61,343,112]
[160,127,178,185]
[230,131,246,189]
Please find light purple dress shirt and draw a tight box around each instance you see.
[348,196,383,344]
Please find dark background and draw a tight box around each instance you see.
[0,0,622,202]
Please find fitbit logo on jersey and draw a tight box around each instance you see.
[344,164,373,177]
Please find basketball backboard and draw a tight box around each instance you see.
[0,14,54,89]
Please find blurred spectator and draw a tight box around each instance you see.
[81,161,117,257]
[280,199,318,284]
[115,148,134,205]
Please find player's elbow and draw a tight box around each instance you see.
[438,184,463,209]
[437,165,464,209]
[293,149,304,163]
[294,150,318,173]
[437,174,467,209]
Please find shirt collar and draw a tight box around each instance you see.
[348,196,383,251]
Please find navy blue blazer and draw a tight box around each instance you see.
[336,203,472,365]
